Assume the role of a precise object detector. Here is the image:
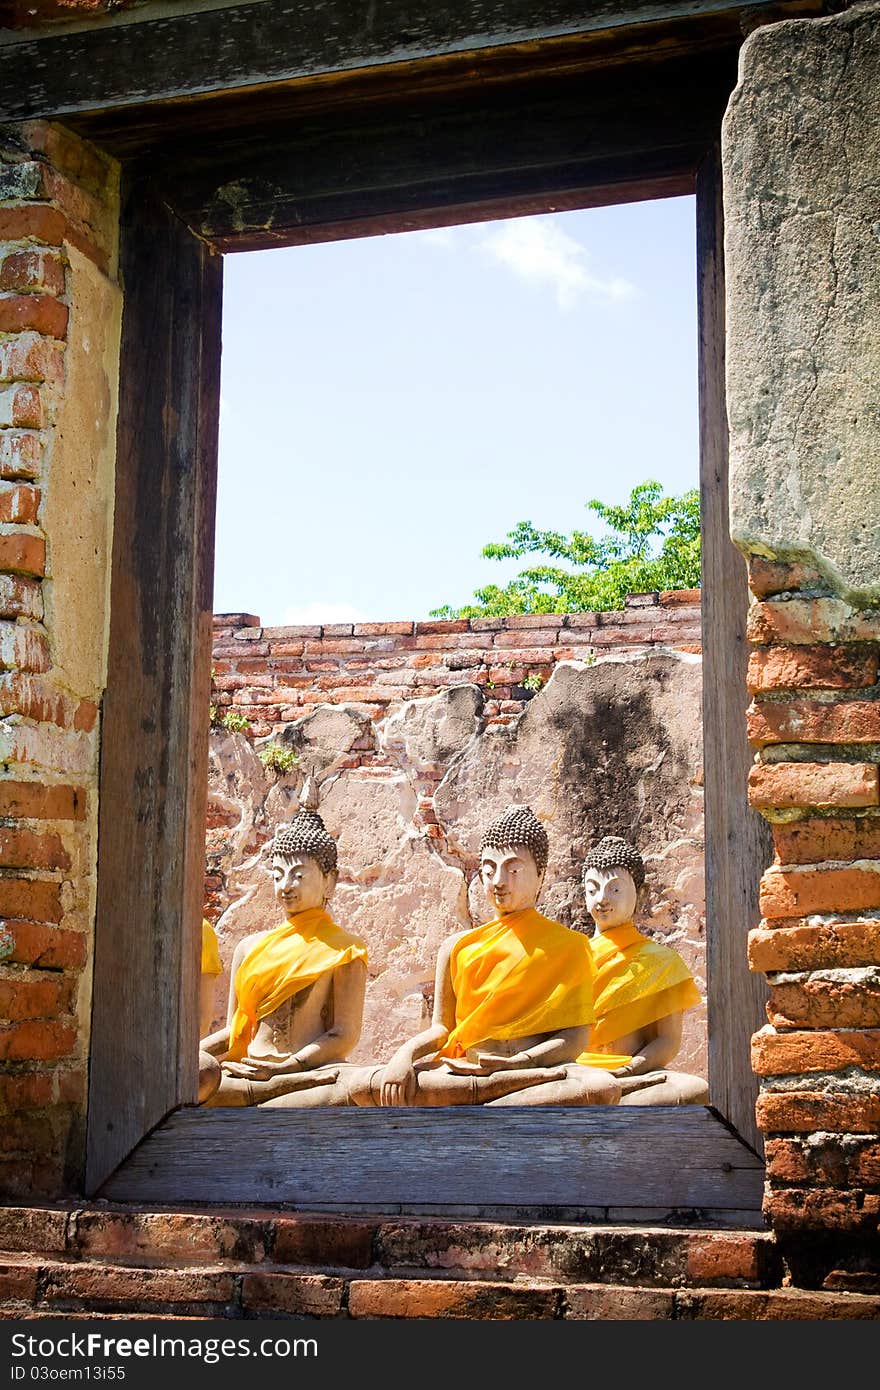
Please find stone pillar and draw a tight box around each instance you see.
[724,5,880,1287]
[0,122,120,1196]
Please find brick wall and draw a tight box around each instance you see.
[0,124,119,1197]
[745,556,880,1286]
[210,589,702,738]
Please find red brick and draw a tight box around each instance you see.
[273,1216,377,1268]
[768,978,880,1030]
[0,483,40,525]
[747,645,877,693]
[214,612,260,627]
[675,1286,880,1318]
[40,1263,238,1310]
[749,699,880,747]
[0,205,69,247]
[0,624,51,671]
[71,1211,272,1267]
[0,384,43,428]
[56,1068,84,1104]
[749,919,880,971]
[765,1136,880,1189]
[565,1285,674,1319]
[650,622,700,643]
[0,334,64,386]
[348,1278,558,1319]
[414,620,469,635]
[563,613,601,628]
[749,598,880,646]
[0,1018,77,1061]
[756,1089,880,1133]
[772,816,880,866]
[0,667,95,722]
[0,781,86,820]
[0,1205,69,1253]
[748,762,878,811]
[0,296,68,337]
[752,1026,880,1075]
[502,612,565,629]
[0,431,42,480]
[240,1272,344,1315]
[763,1188,880,1235]
[761,865,880,917]
[0,973,76,1022]
[0,249,66,297]
[4,920,87,970]
[493,632,560,649]
[0,1262,39,1304]
[411,633,481,647]
[747,556,827,598]
[0,827,69,872]
[0,1071,54,1109]
[0,875,62,923]
[352,621,414,636]
[659,588,701,606]
[0,532,45,578]
[0,574,43,618]
[685,1234,765,1285]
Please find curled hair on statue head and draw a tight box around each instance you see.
[480,803,549,877]
[582,835,645,892]
[272,809,338,876]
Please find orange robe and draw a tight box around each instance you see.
[226,908,367,1062]
[201,919,222,977]
[578,921,701,1070]
[442,907,595,1059]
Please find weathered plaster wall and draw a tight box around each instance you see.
[0,122,119,1196]
[203,648,709,1078]
[725,5,880,1286]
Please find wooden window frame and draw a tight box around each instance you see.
[1,0,793,1218]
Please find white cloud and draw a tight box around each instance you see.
[280,600,370,625]
[416,226,459,249]
[479,216,635,310]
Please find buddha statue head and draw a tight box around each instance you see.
[479,803,549,916]
[271,809,338,920]
[582,835,645,932]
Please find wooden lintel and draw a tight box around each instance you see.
[0,0,828,123]
[140,49,735,249]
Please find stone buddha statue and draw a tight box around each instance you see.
[314,804,620,1108]
[197,804,368,1106]
[576,835,709,1106]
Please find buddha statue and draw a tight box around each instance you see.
[282,804,619,1108]
[576,835,709,1106]
[197,804,368,1106]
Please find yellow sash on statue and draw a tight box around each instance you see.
[201,919,222,976]
[441,907,595,1058]
[226,908,368,1061]
[578,921,701,1069]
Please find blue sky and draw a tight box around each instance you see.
[214,194,698,626]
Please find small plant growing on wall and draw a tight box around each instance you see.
[221,709,251,734]
[522,672,544,692]
[257,742,299,776]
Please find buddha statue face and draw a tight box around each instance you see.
[480,844,543,916]
[272,850,337,920]
[583,864,638,932]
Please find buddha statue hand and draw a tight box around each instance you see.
[223,1059,340,1087]
[610,1055,650,1078]
[446,1050,542,1074]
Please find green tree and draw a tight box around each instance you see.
[431,480,700,618]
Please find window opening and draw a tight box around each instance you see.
[202,197,710,1112]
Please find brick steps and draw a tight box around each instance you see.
[1,1206,879,1319]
